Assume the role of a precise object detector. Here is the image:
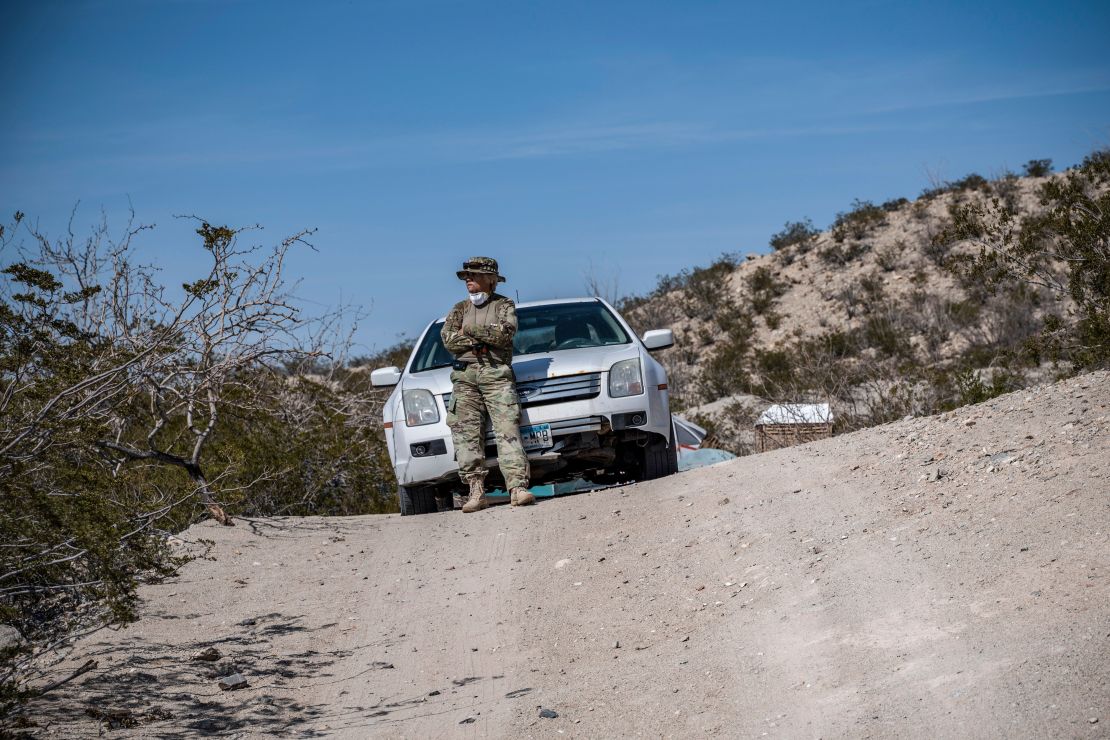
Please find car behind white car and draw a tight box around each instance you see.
[372,297,677,514]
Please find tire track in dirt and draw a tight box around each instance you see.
[311,510,536,738]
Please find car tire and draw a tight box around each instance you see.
[636,428,679,481]
[664,425,679,476]
[398,485,437,516]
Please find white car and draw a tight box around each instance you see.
[371,297,677,514]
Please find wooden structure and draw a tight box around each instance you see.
[755,403,833,452]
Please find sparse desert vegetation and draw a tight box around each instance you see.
[3,148,1107,724]
[620,149,1108,451]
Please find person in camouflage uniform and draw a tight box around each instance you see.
[442,257,535,513]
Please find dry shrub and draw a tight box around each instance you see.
[832,199,888,243]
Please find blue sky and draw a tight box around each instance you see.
[2,0,1108,355]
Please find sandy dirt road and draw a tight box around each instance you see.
[23,372,1110,738]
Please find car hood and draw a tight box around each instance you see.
[403,343,641,394]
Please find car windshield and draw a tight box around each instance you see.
[408,302,632,374]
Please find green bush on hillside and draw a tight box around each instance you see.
[682,254,741,324]
[920,172,991,201]
[832,199,887,243]
[1023,159,1053,177]
[819,239,870,265]
[697,311,755,399]
[769,219,819,252]
[950,173,990,193]
[745,266,786,315]
[944,148,1110,369]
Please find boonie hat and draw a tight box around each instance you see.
[456,256,506,282]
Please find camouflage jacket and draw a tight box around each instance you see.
[441,293,517,365]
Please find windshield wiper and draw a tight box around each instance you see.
[414,362,453,372]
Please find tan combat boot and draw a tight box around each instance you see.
[510,487,536,506]
[461,478,488,514]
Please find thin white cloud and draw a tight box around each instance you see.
[861,78,1110,116]
[326,120,912,166]
[2,117,916,177]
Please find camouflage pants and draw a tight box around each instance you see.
[447,363,530,490]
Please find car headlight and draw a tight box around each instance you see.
[403,389,440,426]
[608,358,644,397]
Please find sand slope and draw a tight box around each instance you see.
[25,371,1109,738]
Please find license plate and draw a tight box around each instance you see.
[520,423,552,451]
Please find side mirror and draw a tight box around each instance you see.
[641,329,674,351]
[370,366,402,387]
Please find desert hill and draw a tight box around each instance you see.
[18,370,1108,737]
[620,168,1091,452]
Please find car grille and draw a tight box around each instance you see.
[443,371,602,409]
[483,415,604,445]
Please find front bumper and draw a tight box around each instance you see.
[393,389,669,487]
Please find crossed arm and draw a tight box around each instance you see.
[441,299,517,355]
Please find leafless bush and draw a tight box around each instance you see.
[0,209,358,713]
[689,400,759,456]
[49,218,327,524]
[582,260,623,306]
[992,171,1022,211]
[743,337,926,433]
[874,241,903,271]
[621,293,681,337]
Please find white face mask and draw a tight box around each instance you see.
[469,291,489,306]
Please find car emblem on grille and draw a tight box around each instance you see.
[518,387,539,400]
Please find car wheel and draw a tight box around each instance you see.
[398,485,438,515]
[635,428,679,481]
[664,425,679,476]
